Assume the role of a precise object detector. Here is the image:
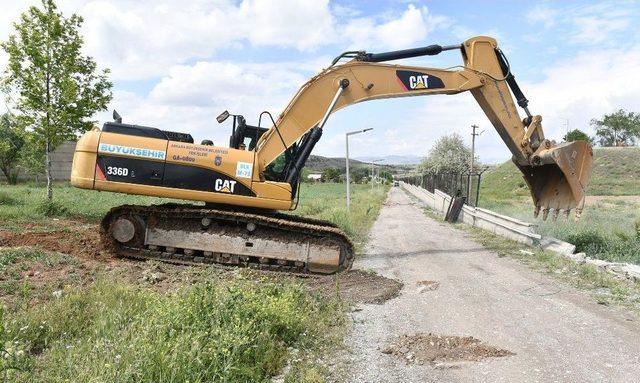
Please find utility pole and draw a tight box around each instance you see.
[345,128,373,209]
[469,124,483,198]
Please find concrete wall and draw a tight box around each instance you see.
[401,182,542,246]
[401,181,640,283]
[0,140,76,182]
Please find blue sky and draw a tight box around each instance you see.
[1,0,639,163]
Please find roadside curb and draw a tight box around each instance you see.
[400,181,640,283]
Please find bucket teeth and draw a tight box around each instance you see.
[574,207,583,221]
[564,209,571,220]
[542,208,550,221]
[552,209,559,222]
[534,205,541,218]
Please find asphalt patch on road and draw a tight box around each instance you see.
[308,269,403,304]
[383,333,514,365]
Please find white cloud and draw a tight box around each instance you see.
[238,0,337,50]
[526,2,638,46]
[526,5,558,28]
[569,15,631,44]
[343,5,449,50]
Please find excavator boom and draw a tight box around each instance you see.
[71,36,593,274]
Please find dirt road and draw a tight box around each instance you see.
[338,187,640,382]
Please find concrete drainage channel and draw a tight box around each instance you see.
[400,182,640,282]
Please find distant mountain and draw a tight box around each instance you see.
[304,155,414,174]
[305,155,364,171]
[354,155,423,165]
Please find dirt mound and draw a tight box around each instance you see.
[383,333,514,365]
[308,270,403,304]
[417,280,439,292]
[0,226,104,259]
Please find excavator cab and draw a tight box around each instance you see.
[216,111,267,150]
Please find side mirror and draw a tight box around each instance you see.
[216,110,230,123]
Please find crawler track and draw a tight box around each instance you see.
[101,204,354,275]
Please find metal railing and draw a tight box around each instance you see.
[400,171,484,207]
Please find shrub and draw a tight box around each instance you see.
[566,231,609,254]
[6,277,334,382]
[0,191,17,206]
[34,200,68,217]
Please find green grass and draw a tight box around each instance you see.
[479,147,640,264]
[0,183,178,222]
[0,182,390,382]
[1,276,344,383]
[295,183,389,248]
[480,147,640,202]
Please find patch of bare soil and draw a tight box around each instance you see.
[0,225,105,260]
[307,269,403,304]
[383,333,514,365]
[416,280,439,293]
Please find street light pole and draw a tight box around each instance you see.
[370,159,382,189]
[346,128,373,209]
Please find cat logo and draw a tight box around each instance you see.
[396,70,444,91]
[214,179,236,193]
[409,75,429,89]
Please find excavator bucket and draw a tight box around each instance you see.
[516,140,593,220]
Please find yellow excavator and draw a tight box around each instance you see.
[71,36,593,274]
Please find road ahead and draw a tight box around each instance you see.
[339,187,640,383]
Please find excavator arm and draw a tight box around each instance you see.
[256,36,593,219]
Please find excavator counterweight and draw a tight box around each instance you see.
[71,36,593,274]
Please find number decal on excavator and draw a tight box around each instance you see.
[106,166,129,176]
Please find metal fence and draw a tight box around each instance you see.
[400,171,484,207]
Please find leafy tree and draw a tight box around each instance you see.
[350,167,369,184]
[322,167,341,183]
[0,113,25,184]
[591,109,640,147]
[563,129,592,143]
[379,169,393,183]
[420,133,476,174]
[19,133,46,179]
[2,0,112,200]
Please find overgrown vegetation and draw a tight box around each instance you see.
[479,147,640,264]
[0,182,389,382]
[0,276,344,382]
[295,183,389,248]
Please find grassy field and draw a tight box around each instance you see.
[479,147,640,264]
[0,182,389,382]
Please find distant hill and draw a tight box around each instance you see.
[355,155,423,165]
[480,147,640,203]
[305,155,412,174]
[305,155,364,172]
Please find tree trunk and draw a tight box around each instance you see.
[45,139,53,201]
